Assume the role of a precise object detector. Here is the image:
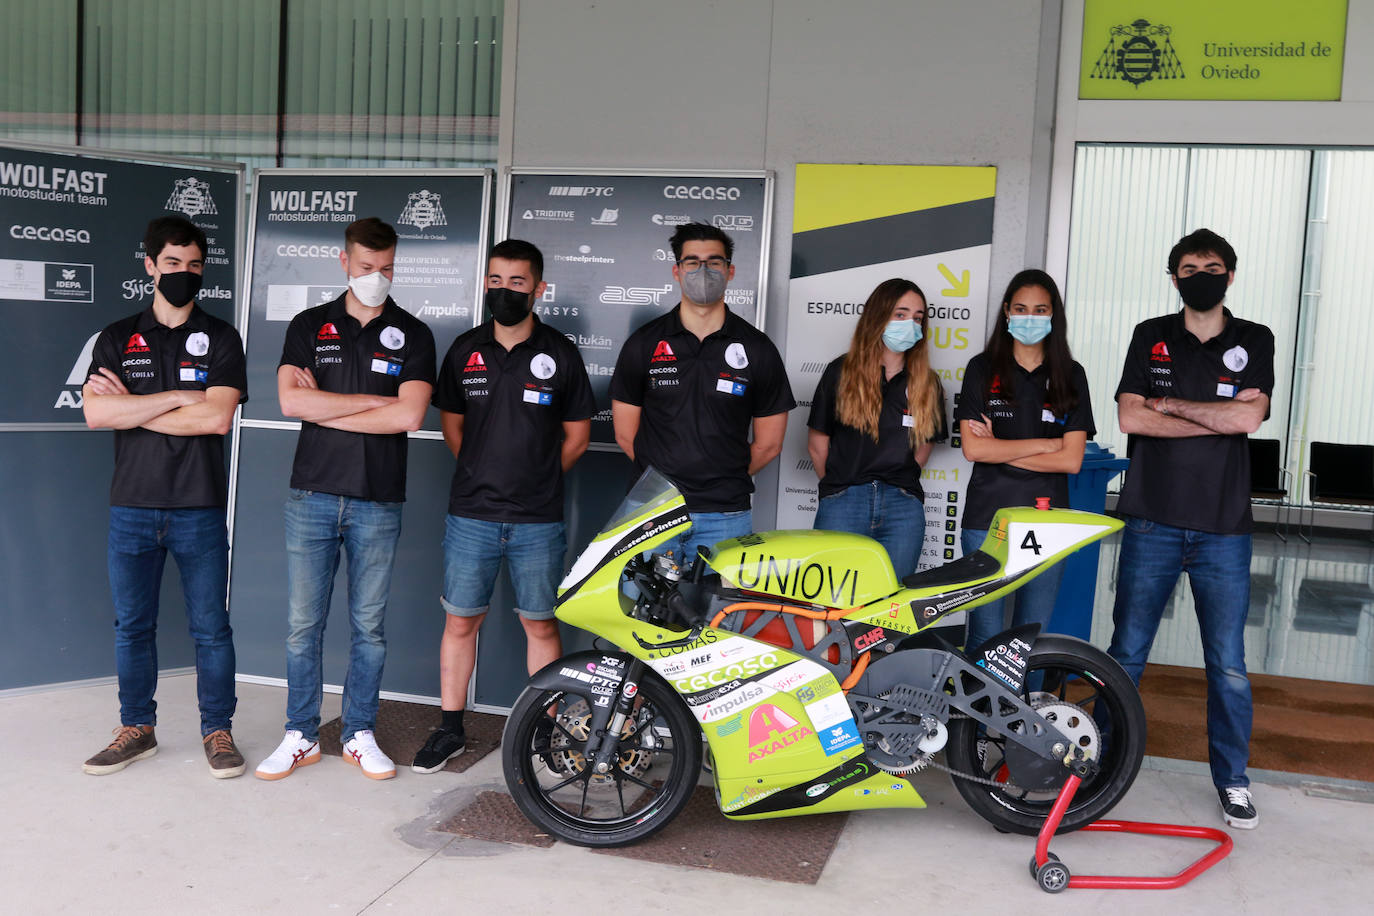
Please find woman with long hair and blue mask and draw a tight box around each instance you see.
[807,278,946,578]
[956,269,1095,650]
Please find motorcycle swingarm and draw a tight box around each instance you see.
[861,647,1075,773]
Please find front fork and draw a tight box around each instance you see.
[587,658,647,776]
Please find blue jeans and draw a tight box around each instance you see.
[1106,516,1253,789]
[107,506,235,735]
[961,527,1065,650]
[664,509,753,568]
[442,516,566,620]
[814,482,924,578]
[284,489,402,743]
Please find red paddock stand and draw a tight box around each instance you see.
[1029,774,1234,893]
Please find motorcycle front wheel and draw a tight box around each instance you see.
[946,635,1146,835]
[502,671,701,847]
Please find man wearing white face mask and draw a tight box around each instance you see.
[611,222,794,563]
[258,217,436,782]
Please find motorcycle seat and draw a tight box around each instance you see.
[901,550,1001,590]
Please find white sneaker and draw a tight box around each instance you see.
[342,729,395,780]
[254,730,321,781]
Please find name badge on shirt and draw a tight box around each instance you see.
[902,413,914,428]
[1216,383,1236,398]
[179,367,207,383]
[371,357,401,376]
[716,378,747,396]
[523,388,553,406]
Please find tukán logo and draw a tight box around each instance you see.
[165,176,218,217]
[651,340,675,362]
[464,351,487,372]
[317,322,340,340]
[1090,19,1184,87]
[397,189,447,231]
[1151,340,1171,362]
[746,704,813,763]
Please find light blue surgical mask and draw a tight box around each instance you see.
[882,318,921,352]
[1007,315,1052,345]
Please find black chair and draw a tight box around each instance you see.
[1301,442,1374,542]
[1248,438,1290,541]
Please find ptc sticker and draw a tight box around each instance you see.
[530,353,556,380]
[725,342,749,369]
[185,332,209,357]
[1222,346,1248,372]
[379,326,405,350]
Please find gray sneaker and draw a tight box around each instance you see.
[83,725,157,775]
[203,729,246,779]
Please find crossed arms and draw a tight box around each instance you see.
[277,365,430,434]
[1117,389,1267,438]
[83,367,239,436]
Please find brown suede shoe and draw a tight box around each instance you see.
[203,729,246,779]
[83,725,157,775]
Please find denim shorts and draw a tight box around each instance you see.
[441,514,566,620]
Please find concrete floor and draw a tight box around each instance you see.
[4,674,1371,915]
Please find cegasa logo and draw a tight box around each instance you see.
[10,225,91,243]
[663,185,742,201]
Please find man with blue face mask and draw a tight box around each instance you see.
[257,217,436,782]
[1109,228,1274,830]
[611,222,795,563]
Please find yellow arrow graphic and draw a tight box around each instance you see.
[938,264,970,298]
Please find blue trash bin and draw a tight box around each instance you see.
[1046,442,1129,641]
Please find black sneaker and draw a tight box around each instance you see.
[411,728,465,773]
[1219,786,1259,829]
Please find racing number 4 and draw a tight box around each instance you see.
[1020,530,1042,555]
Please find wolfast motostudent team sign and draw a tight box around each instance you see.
[241,169,491,429]
[776,164,996,572]
[1079,0,1347,100]
[0,143,241,425]
[503,169,773,446]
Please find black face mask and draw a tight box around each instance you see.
[486,287,533,326]
[157,270,203,308]
[1175,271,1228,312]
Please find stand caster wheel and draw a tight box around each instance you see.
[1028,850,1060,879]
[1036,856,1071,893]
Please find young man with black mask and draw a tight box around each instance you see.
[1108,228,1274,829]
[411,239,594,773]
[81,215,247,778]
[610,222,794,563]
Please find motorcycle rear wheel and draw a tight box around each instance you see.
[502,672,701,847]
[946,635,1146,835]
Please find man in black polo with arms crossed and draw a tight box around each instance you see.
[82,215,247,779]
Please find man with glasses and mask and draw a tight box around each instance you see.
[81,216,247,779]
[1108,228,1274,830]
[256,217,435,782]
[410,239,594,774]
[611,222,795,563]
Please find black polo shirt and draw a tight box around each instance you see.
[609,305,796,513]
[279,295,436,503]
[955,353,1095,530]
[88,305,247,509]
[1115,308,1275,534]
[433,317,595,523]
[806,356,948,500]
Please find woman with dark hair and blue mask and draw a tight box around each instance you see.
[956,269,1094,650]
[807,278,947,578]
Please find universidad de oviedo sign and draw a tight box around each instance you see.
[1079,0,1347,100]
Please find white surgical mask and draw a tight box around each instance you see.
[348,270,391,308]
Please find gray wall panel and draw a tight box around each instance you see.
[0,431,195,690]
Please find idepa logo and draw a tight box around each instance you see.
[165,177,219,217]
[1089,19,1184,87]
[745,704,813,763]
[397,189,447,231]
